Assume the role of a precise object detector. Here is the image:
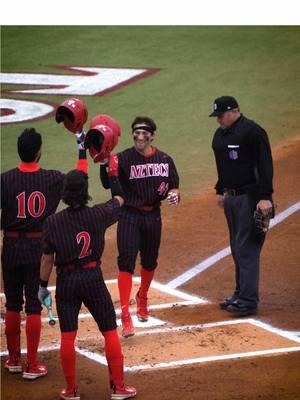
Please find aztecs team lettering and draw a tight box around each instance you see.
[130,163,169,179]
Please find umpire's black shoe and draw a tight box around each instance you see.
[219,295,239,310]
[226,301,257,317]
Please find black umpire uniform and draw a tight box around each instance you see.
[210,96,274,316]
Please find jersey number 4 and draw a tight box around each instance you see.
[16,191,46,218]
[76,231,92,259]
[157,181,169,196]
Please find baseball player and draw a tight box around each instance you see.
[1,125,88,379]
[38,151,137,400]
[99,116,180,337]
[210,96,274,316]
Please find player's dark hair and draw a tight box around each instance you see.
[17,128,42,162]
[131,116,157,133]
[62,170,92,208]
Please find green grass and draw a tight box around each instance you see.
[1,26,300,203]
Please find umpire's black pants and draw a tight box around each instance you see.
[223,193,265,308]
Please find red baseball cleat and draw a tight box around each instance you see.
[121,313,135,338]
[22,362,48,380]
[60,387,80,400]
[135,290,149,322]
[4,357,22,373]
[111,383,137,399]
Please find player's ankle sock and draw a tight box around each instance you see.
[139,267,155,298]
[118,271,133,315]
[103,329,124,387]
[26,314,41,366]
[61,331,77,390]
[5,311,21,358]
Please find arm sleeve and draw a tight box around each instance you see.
[254,126,274,200]
[93,198,121,229]
[169,157,179,189]
[0,174,5,211]
[100,164,110,189]
[214,180,224,195]
[42,218,56,255]
[76,149,88,174]
[212,141,224,195]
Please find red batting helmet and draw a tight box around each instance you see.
[86,124,119,163]
[55,98,88,134]
[89,114,121,137]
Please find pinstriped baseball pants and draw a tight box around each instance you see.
[117,206,162,273]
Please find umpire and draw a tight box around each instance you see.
[210,96,274,316]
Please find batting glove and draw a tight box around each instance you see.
[167,191,180,206]
[107,153,119,177]
[99,157,109,165]
[75,131,87,150]
[38,286,50,305]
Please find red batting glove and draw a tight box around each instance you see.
[107,153,119,177]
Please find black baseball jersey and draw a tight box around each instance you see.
[42,198,121,267]
[212,115,273,200]
[1,164,64,265]
[117,146,179,208]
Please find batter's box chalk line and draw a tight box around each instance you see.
[166,201,300,289]
[0,278,207,326]
[65,318,300,371]
[2,318,299,371]
[44,278,207,324]
[117,315,166,328]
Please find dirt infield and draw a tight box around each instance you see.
[1,136,300,400]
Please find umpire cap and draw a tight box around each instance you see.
[209,96,239,117]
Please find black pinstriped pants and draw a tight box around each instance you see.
[55,267,117,333]
[117,206,162,273]
[2,262,42,315]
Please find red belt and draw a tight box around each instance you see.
[64,261,97,270]
[133,205,156,212]
[4,231,42,238]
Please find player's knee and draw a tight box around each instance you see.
[118,266,135,274]
[140,261,157,271]
[60,320,79,332]
[99,318,118,333]
[6,303,23,313]
[25,302,42,315]
[118,261,135,274]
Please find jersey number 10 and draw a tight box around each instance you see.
[16,191,46,218]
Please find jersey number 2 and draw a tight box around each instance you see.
[16,191,46,218]
[76,231,92,259]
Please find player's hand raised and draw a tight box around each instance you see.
[75,130,87,150]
